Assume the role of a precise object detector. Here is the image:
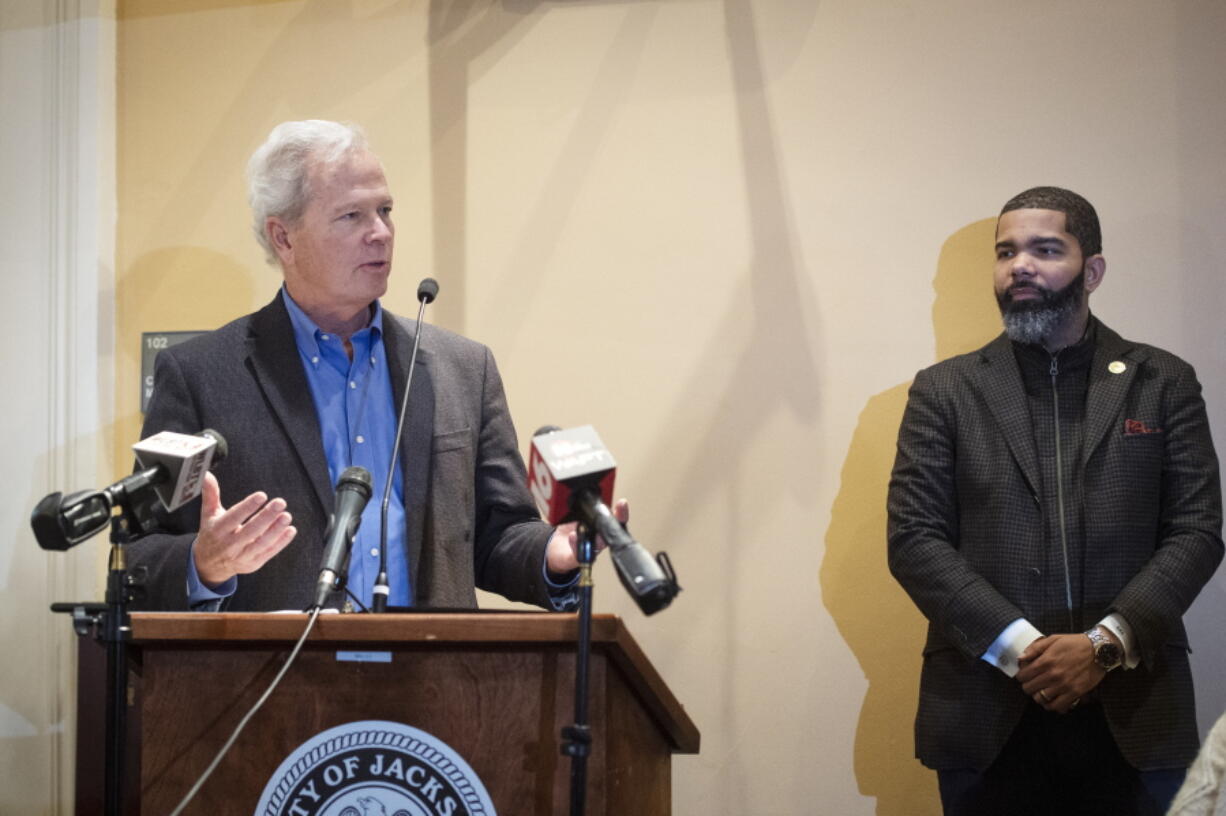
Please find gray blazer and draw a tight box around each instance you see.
[127,294,560,612]
[888,319,1223,771]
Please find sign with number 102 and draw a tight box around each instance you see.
[140,331,205,413]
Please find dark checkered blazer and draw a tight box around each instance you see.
[888,318,1223,771]
[126,294,559,612]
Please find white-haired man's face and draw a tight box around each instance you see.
[268,149,394,325]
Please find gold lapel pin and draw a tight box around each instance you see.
[1108,361,1126,374]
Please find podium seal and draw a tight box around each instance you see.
[255,720,496,816]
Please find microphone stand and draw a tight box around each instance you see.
[562,524,596,816]
[373,279,437,612]
[103,517,136,816]
[51,489,152,816]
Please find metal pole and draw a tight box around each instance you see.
[563,527,595,816]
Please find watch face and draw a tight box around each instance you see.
[1095,641,1123,669]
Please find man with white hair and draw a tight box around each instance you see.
[127,120,615,611]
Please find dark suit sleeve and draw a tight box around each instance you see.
[124,348,206,611]
[469,346,567,609]
[887,367,1026,661]
[1109,362,1223,666]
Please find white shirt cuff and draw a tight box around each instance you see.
[981,618,1044,677]
[1097,613,1139,669]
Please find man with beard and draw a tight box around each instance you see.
[888,186,1223,815]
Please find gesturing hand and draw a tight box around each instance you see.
[193,472,297,588]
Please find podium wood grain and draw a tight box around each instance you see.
[75,612,698,815]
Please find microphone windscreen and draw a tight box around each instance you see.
[417,278,439,304]
[131,430,221,512]
[200,428,228,463]
[337,465,374,496]
[527,425,616,525]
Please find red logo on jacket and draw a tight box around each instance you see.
[1124,419,1162,435]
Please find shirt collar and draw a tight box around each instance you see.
[1012,313,1099,372]
[280,286,384,358]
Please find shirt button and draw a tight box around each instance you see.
[369,548,379,557]
[349,381,357,389]
[320,333,330,340]
[370,356,376,364]
[311,356,319,364]
[356,435,365,444]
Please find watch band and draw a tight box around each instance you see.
[1086,626,1123,671]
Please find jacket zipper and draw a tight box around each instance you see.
[1050,354,1076,631]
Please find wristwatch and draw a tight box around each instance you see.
[1086,626,1123,671]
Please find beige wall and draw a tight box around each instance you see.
[111,1,1226,813]
[1,2,115,813]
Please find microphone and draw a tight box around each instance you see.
[314,466,374,609]
[132,428,229,512]
[31,429,228,551]
[417,277,439,304]
[528,425,680,615]
[372,277,439,612]
[528,425,615,525]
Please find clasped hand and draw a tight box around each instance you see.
[1016,633,1106,714]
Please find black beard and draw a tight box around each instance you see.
[996,270,1085,346]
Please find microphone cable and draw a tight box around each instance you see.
[167,606,321,816]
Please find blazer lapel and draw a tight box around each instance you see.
[972,334,1042,499]
[246,296,333,512]
[1084,320,1141,464]
[383,311,435,598]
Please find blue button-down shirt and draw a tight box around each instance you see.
[282,288,410,608]
[186,289,411,609]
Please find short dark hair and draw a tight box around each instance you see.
[1000,186,1101,257]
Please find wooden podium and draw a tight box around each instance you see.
[74,612,699,815]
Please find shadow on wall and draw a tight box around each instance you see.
[116,247,259,443]
[116,0,413,451]
[612,1,822,811]
[424,0,660,336]
[430,0,660,344]
[819,217,999,816]
[427,0,540,335]
[119,0,412,250]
